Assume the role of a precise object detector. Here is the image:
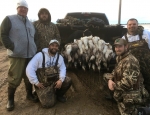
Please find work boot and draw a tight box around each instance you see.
[57,95,66,103]
[25,82,38,103]
[6,87,16,111]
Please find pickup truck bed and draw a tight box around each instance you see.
[65,12,110,25]
[56,12,127,47]
[57,23,126,47]
[56,12,127,90]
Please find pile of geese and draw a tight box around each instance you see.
[61,35,115,71]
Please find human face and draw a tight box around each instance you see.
[115,45,127,56]
[17,6,28,17]
[127,20,138,35]
[49,43,59,55]
[39,12,49,21]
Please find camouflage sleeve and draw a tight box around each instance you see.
[32,22,39,49]
[103,70,115,82]
[111,70,115,78]
[115,59,140,91]
[53,24,61,43]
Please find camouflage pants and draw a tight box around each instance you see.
[131,49,150,93]
[35,77,72,108]
[118,102,137,115]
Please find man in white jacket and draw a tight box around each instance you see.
[122,18,150,94]
[26,39,72,108]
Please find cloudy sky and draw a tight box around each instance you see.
[0,0,150,24]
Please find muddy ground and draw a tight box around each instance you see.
[0,46,120,115]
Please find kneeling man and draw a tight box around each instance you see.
[104,38,149,115]
[26,39,72,108]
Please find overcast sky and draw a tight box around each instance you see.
[0,0,150,24]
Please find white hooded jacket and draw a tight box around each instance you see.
[26,48,66,85]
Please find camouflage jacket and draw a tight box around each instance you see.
[111,52,140,91]
[104,51,149,103]
[34,21,61,52]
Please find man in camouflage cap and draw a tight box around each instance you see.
[104,38,149,115]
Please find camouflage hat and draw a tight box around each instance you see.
[114,38,127,46]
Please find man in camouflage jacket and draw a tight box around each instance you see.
[34,8,61,52]
[104,38,149,115]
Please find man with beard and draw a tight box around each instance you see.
[1,0,37,111]
[34,8,61,52]
[104,38,149,115]
[122,18,150,94]
[26,39,72,108]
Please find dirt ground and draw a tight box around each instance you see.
[0,46,120,115]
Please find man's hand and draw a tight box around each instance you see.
[108,80,116,91]
[36,83,45,89]
[55,80,62,89]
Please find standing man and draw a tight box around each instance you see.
[1,0,37,111]
[34,8,61,52]
[26,39,72,108]
[104,38,149,115]
[122,18,150,94]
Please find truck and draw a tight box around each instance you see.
[56,12,126,47]
[56,12,126,92]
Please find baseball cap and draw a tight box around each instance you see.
[114,38,127,46]
[17,0,28,9]
[49,39,60,46]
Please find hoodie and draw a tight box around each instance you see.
[33,8,61,52]
[26,48,66,85]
